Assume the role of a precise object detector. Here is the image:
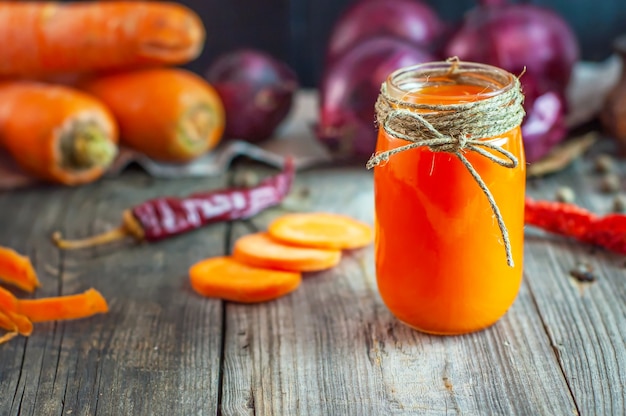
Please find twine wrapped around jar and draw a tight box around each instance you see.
[367,61,525,267]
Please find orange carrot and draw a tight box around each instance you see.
[189,257,301,303]
[233,232,342,272]
[17,288,109,323]
[5,310,33,336]
[0,81,119,185]
[267,213,374,250]
[80,68,225,162]
[0,286,19,312]
[0,310,18,333]
[0,246,40,292]
[0,2,205,76]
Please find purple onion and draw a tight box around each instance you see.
[205,49,299,143]
[443,0,579,161]
[317,37,435,159]
[326,0,444,65]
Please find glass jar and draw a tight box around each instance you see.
[372,61,526,335]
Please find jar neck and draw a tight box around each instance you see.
[385,61,517,105]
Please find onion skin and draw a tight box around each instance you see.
[521,91,567,163]
[205,49,299,143]
[443,0,579,162]
[444,2,579,95]
[317,37,435,159]
[326,0,444,65]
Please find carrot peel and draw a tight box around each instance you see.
[17,288,109,323]
[233,232,342,272]
[0,246,40,292]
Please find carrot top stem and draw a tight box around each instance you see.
[60,121,117,170]
[178,103,220,154]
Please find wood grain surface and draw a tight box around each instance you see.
[0,145,624,415]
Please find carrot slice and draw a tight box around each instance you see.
[17,288,108,323]
[0,246,40,292]
[189,256,301,303]
[233,232,341,272]
[267,212,374,250]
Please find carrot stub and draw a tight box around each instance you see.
[233,232,342,272]
[80,68,225,163]
[0,1,205,76]
[17,288,109,323]
[267,213,374,250]
[0,246,40,292]
[189,257,301,303]
[0,82,118,185]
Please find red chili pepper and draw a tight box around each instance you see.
[52,158,295,249]
[525,198,626,254]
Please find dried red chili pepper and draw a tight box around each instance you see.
[525,197,626,254]
[52,158,295,249]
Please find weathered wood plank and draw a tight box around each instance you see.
[525,150,626,415]
[219,165,576,415]
[0,171,228,415]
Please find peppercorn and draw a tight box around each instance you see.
[569,262,597,283]
[593,154,615,174]
[555,186,575,203]
[599,173,621,194]
[613,194,626,213]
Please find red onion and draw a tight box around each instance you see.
[205,49,299,143]
[317,37,435,158]
[443,0,579,161]
[521,91,567,163]
[444,0,579,95]
[326,0,444,65]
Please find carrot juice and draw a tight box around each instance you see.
[372,61,526,335]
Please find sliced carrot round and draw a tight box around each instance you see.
[233,232,341,272]
[189,256,301,303]
[267,212,374,250]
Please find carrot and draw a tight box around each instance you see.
[0,310,18,340]
[0,246,40,292]
[189,257,301,303]
[233,232,342,272]
[80,68,225,162]
[0,81,119,185]
[0,286,19,313]
[0,285,32,343]
[0,2,205,76]
[267,213,374,250]
[5,310,33,336]
[17,288,109,323]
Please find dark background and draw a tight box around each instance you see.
[181,0,626,87]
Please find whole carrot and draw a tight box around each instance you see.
[0,81,119,185]
[0,1,205,76]
[79,68,225,162]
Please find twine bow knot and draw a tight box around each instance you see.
[367,68,525,267]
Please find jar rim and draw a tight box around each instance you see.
[386,60,517,102]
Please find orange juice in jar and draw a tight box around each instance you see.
[370,61,526,335]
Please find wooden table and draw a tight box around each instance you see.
[0,134,625,416]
